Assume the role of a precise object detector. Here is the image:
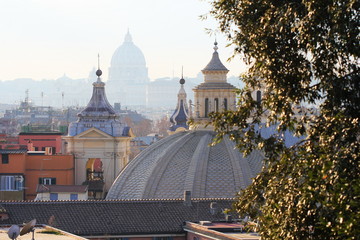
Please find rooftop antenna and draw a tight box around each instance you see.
[62,92,65,109]
[20,219,36,240]
[25,89,29,104]
[41,92,44,107]
[7,225,20,240]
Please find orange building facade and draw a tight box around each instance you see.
[0,150,74,200]
[18,132,63,154]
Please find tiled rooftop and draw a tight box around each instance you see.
[0,199,233,237]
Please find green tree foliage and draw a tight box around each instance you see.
[207,0,359,239]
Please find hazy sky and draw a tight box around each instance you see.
[0,0,247,81]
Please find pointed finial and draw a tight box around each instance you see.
[96,54,102,77]
[97,53,100,69]
[179,66,185,85]
[125,29,132,42]
[213,38,218,52]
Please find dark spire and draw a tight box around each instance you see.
[169,73,189,132]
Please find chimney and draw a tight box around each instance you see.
[183,190,192,206]
[27,140,34,151]
[45,147,53,155]
[226,214,233,222]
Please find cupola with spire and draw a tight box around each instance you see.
[168,73,190,134]
[68,56,130,137]
[191,41,237,129]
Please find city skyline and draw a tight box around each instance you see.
[0,0,248,82]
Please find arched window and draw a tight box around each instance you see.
[223,98,228,111]
[86,158,103,181]
[205,98,209,117]
[214,98,219,112]
[256,90,262,104]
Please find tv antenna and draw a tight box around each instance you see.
[7,225,20,240]
[20,219,36,240]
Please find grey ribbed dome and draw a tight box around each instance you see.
[106,130,263,200]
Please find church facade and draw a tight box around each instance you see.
[63,68,133,198]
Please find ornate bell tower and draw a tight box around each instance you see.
[192,42,237,129]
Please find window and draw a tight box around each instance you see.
[70,193,78,200]
[0,175,23,191]
[256,90,262,104]
[223,98,228,111]
[1,154,9,164]
[50,193,58,200]
[205,98,209,117]
[39,177,56,185]
[214,98,219,112]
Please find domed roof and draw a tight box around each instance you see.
[110,31,146,67]
[68,68,130,137]
[202,42,229,72]
[106,130,263,200]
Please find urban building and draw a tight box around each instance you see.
[106,42,264,200]
[0,149,74,200]
[18,131,63,154]
[35,185,88,201]
[0,149,27,200]
[63,68,133,199]
[184,221,260,240]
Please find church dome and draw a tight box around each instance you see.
[106,130,263,200]
[110,31,146,67]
